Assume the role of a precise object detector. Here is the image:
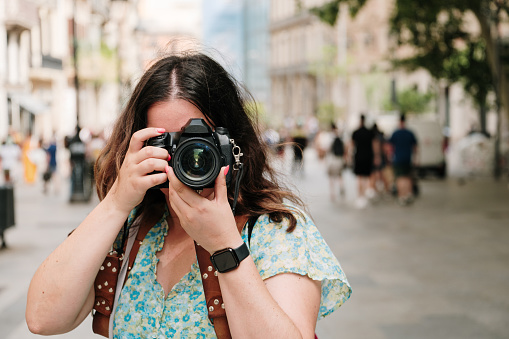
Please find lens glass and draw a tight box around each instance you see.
[180,143,216,181]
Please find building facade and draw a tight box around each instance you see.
[269,0,499,144]
[0,0,139,143]
[270,0,337,129]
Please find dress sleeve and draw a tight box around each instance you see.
[242,208,352,319]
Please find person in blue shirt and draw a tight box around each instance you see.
[389,114,418,205]
[43,136,57,194]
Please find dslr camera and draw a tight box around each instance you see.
[145,118,234,189]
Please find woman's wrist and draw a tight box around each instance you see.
[101,192,133,224]
[206,233,244,255]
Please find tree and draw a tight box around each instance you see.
[390,0,509,133]
[384,87,435,115]
[311,0,509,177]
[311,0,509,130]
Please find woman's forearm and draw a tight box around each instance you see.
[219,257,318,339]
[26,195,129,334]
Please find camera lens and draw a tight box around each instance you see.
[181,144,214,178]
[174,139,220,188]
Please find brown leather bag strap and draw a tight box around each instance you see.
[195,242,232,339]
[195,216,250,339]
[123,221,152,286]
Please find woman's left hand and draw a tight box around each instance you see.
[166,165,242,254]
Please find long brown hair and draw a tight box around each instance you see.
[95,51,305,231]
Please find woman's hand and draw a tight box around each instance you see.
[107,128,170,214]
[166,165,242,254]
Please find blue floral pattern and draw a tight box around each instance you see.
[113,206,351,338]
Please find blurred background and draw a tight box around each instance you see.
[0,0,508,338]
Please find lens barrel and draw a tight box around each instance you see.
[172,138,221,189]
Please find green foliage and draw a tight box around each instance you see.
[390,0,506,109]
[308,45,344,78]
[309,0,369,26]
[310,0,508,118]
[316,102,343,125]
[309,1,340,26]
[384,87,434,115]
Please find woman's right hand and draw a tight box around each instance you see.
[26,129,169,335]
[107,127,170,214]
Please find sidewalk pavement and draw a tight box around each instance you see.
[1,149,509,339]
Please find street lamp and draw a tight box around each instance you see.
[72,0,80,131]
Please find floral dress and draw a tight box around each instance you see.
[113,207,351,338]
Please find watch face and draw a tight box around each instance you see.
[212,249,239,273]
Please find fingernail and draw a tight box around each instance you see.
[167,154,171,162]
[224,165,230,176]
[156,128,165,133]
[165,165,170,173]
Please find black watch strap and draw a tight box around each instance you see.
[210,242,250,273]
[234,242,250,262]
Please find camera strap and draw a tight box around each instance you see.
[230,139,244,215]
[231,162,244,215]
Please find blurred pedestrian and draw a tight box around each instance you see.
[315,127,333,161]
[0,135,21,184]
[29,138,48,186]
[350,114,374,208]
[291,123,308,176]
[327,123,346,202]
[370,123,389,196]
[262,125,280,155]
[389,114,418,205]
[22,133,38,184]
[43,135,58,194]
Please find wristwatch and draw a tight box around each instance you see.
[210,242,250,273]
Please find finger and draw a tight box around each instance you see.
[214,166,229,204]
[128,127,165,153]
[137,158,168,176]
[133,146,169,165]
[167,167,202,207]
[166,168,193,219]
[137,172,168,191]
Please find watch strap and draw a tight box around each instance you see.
[234,242,250,263]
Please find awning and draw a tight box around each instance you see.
[9,93,49,115]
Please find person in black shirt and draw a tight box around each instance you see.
[350,114,374,208]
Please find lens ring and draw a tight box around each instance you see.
[173,138,221,188]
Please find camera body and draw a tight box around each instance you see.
[145,118,233,189]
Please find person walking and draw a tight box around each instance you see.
[370,123,389,197]
[0,135,21,184]
[22,133,38,184]
[389,114,418,206]
[43,136,58,194]
[291,122,308,177]
[327,123,346,202]
[350,114,374,208]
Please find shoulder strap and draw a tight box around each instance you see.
[195,243,232,339]
[107,219,153,338]
[195,215,255,339]
[247,215,260,246]
[124,221,152,283]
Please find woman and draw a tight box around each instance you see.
[26,51,351,338]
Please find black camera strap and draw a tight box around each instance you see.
[229,139,244,215]
[231,162,244,215]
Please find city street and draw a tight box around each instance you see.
[1,148,508,339]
